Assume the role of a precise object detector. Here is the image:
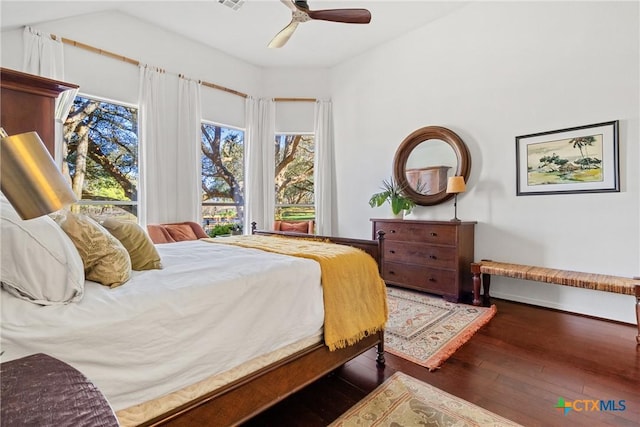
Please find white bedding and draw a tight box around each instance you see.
[0,240,324,411]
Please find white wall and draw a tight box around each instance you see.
[263,67,330,132]
[331,1,639,323]
[1,11,329,131]
[1,11,260,127]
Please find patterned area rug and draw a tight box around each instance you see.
[385,287,497,371]
[329,372,522,426]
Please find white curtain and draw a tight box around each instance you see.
[177,76,202,223]
[22,26,79,166]
[23,26,63,78]
[314,100,337,236]
[138,66,169,227]
[244,97,275,232]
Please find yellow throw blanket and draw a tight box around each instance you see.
[204,235,388,351]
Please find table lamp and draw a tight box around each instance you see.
[446,176,466,222]
[0,129,77,219]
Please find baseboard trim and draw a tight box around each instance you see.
[490,290,637,327]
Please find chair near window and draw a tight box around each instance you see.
[273,220,315,235]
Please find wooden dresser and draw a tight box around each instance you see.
[371,218,476,302]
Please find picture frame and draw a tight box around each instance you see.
[516,120,619,196]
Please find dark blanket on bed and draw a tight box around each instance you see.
[1,353,119,426]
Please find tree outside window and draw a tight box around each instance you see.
[201,122,244,236]
[275,134,315,221]
[63,95,138,221]
[64,106,315,229]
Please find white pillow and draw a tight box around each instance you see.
[0,197,84,304]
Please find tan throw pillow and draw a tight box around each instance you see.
[165,223,198,241]
[101,219,162,271]
[57,212,131,288]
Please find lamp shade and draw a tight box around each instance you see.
[446,176,466,194]
[1,131,77,219]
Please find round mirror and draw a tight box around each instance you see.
[393,126,471,206]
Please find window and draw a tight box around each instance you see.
[201,121,245,236]
[275,133,315,221]
[63,95,138,221]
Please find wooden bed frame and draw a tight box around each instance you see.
[141,228,387,426]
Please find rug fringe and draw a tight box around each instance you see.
[424,304,497,371]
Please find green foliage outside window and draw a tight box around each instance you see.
[63,95,138,220]
[275,134,315,220]
[200,128,316,231]
[206,223,243,237]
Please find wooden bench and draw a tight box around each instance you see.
[470,260,640,344]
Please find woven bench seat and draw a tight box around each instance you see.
[470,260,640,344]
[476,261,638,295]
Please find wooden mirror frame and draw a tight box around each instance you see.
[393,126,471,206]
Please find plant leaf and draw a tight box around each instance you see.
[369,176,415,214]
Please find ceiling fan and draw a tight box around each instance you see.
[268,0,372,48]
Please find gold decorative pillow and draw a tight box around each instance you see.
[101,219,162,271]
[57,212,131,288]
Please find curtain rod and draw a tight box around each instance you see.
[274,98,316,102]
[199,80,247,99]
[51,33,251,98]
[52,34,140,66]
[51,33,318,103]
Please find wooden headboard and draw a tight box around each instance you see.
[0,67,78,156]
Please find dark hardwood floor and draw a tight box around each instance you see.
[244,298,640,427]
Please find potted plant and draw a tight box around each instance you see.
[369,177,416,218]
[207,223,242,237]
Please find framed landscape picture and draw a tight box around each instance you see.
[516,120,619,196]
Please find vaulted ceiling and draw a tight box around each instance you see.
[1,1,468,68]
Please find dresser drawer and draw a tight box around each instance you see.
[374,222,456,245]
[384,241,457,269]
[371,219,475,302]
[383,262,456,295]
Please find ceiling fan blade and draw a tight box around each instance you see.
[306,8,371,24]
[279,0,297,12]
[268,21,299,48]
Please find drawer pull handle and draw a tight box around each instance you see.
[429,255,437,260]
[430,232,437,237]
[428,277,436,282]
[388,271,396,275]
[390,229,396,234]
[389,250,395,254]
